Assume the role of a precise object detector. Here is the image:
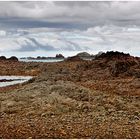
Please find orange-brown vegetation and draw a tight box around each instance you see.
[0,51,140,138]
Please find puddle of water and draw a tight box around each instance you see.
[0,76,32,87]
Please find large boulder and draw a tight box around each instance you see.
[8,56,18,61]
[36,56,47,59]
[0,56,6,61]
[56,54,64,59]
[76,52,91,58]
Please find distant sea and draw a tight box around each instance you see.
[19,58,64,62]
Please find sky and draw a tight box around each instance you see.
[0,1,140,57]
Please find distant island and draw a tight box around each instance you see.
[20,54,65,60]
[20,52,105,61]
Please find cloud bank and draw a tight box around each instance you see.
[0,1,140,57]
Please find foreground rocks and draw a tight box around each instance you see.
[0,51,140,138]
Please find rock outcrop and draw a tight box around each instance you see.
[66,56,83,62]
[0,56,18,61]
[76,52,91,57]
[56,54,65,59]
[76,51,140,78]
[96,51,131,60]
[7,56,18,61]
[0,56,7,61]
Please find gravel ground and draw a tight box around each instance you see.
[0,57,140,138]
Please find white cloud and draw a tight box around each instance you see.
[0,30,6,36]
[0,1,140,56]
[0,25,140,57]
[1,1,140,26]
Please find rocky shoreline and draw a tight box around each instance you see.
[0,51,140,138]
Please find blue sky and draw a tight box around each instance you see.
[0,1,140,57]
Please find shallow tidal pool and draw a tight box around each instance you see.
[0,76,32,87]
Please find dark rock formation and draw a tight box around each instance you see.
[0,56,18,61]
[0,79,13,82]
[8,56,18,61]
[75,51,140,79]
[37,56,47,60]
[56,54,64,59]
[26,54,64,60]
[0,56,6,61]
[96,51,130,60]
[37,56,42,59]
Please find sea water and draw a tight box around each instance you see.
[19,58,64,63]
[0,76,32,87]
